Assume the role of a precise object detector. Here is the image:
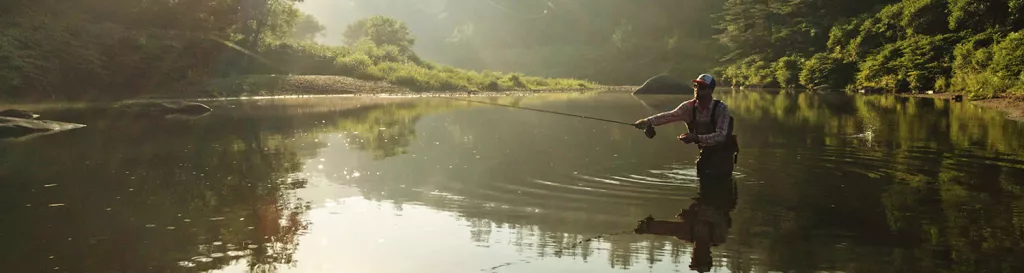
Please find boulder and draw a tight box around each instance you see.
[115,100,213,117]
[0,117,86,140]
[632,74,690,95]
[0,109,40,119]
[858,87,884,94]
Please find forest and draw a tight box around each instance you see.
[1,0,1022,100]
[713,0,1024,98]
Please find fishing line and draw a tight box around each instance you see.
[438,96,633,126]
[437,96,657,138]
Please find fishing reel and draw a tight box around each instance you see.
[644,122,656,139]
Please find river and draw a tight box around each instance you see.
[2,89,1023,273]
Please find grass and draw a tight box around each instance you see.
[237,39,598,95]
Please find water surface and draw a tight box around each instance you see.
[2,90,1023,273]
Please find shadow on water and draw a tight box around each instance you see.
[1,90,1023,272]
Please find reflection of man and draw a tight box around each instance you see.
[633,175,738,273]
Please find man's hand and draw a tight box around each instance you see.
[678,133,699,144]
[633,119,650,130]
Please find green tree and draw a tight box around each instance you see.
[290,12,325,41]
[342,16,415,53]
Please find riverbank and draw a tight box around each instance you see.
[903,92,1024,121]
[138,74,619,100]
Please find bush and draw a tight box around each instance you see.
[343,15,415,54]
[950,30,1024,97]
[747,60,778,87]
[774,56,804,88]
[717,55,779,88]
[989,31,1024,80]
[828,15,870,58]
[848,5,903,60]
[854,34,956,92]
[800,53,857,90]
[899,0,949,36]
[242,34,595,93]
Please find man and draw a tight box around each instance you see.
[633,73,738,177]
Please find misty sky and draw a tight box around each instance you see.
[296,0,455,46]
[291,0,684,82]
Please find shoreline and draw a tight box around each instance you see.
[0,75,630,109]
[4,74,1021,122]
[901,92,1024,121]
[152,75,630,100]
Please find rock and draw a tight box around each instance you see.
[632,74,690,95]
[858,87,884,94]
[0,109,40,119]
[116,100,213,117]
[0,117,86,140]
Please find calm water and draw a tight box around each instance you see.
[2,90,1024,273]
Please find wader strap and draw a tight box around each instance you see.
[687,100,697,134]
[688,100,721,134]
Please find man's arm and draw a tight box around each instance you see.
[697,103,730,145]
[645,100,693,126]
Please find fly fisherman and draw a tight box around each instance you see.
[633,74,739,177]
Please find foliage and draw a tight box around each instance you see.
[854,34,958,92]
[950,30,1024,98]
[213,37,593,93]
[774,56,804,89]
[342,16,416,57]
[290,12,326,41]
[799,53,856,90]
[716,0,1024,96]
[4,0,1024,100]
[718,55,777,88]
[0,1,594,101]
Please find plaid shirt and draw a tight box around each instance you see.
[644,98,731,147]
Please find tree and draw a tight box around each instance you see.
[342,15,415,51]
[290,12,325,41]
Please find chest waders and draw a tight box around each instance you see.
[686,100,739,177]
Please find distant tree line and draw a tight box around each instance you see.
[389,0,1023,97]
[0,0,590,101]
[712,0,1024,97]
[2,0,1022,100]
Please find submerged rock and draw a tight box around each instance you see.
[0,109,40,119]
[0,117,86,140]
[116,100,213,117]
[632,74,690,95]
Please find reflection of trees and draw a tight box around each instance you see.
[335,101,462,160]
[0,92,603,272]
[301,90,1020,272]
[0,106,322,272]
[5,90,1019,272]
[315,91,1019,271]
[715,89,1024,273]
[318,90,1022,273]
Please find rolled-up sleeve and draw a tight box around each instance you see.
[698,103,730,146]
[646,100,692,126]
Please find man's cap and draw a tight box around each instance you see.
[692,74,716,89]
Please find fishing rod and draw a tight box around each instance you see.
[437,96,657,138]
